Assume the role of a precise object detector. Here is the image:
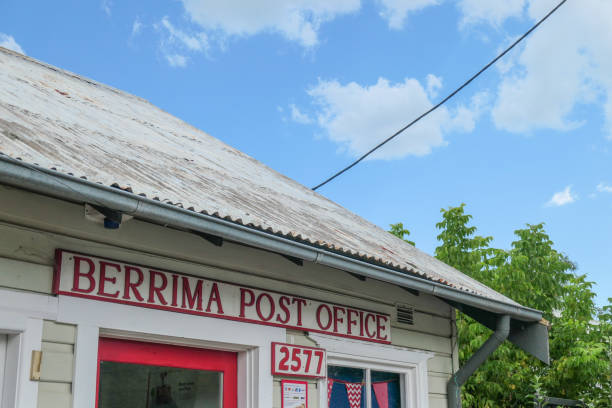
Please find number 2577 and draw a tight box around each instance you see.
[274,345,325,376]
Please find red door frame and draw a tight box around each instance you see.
[96,338,237,408]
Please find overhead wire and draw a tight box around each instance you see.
[311,0,568,191]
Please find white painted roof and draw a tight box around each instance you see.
[0,47,517,305]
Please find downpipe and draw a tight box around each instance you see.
[448,314,510,408]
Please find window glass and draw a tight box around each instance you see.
[328,366,364,408]
[327,366,403,408]
[371,371,400,408]
[98,361,222,408]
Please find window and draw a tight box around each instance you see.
[96,338,237,408]
[327,365,402,408]
[310,333,432,408]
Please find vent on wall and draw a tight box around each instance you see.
[396,305,414,325]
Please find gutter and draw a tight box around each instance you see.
[447,315,511,408]
[0,156,543,323]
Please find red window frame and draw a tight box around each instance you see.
[96,337,237,408]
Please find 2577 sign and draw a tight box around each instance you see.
[53,250,391,344]
[272,343,326,378]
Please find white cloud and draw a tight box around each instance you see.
[165,54,188,68]
[305,77,480,160]
[132,18,143,36]
[463,0,612,140]
[179,0,360,48]
[493,34,522,74]
[0,33,25,55]
[378,0,440,29]
[101,0,112,16]
[290,104,312,124]
[448,91,488,132]
[597,182,612,193]
[457,0,526,27]
[155,17,209,67]
[425,74,443,98]
[546,186,577,207]
[159,17,209,52]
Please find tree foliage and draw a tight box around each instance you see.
[389,222,415,246]
[390,204,612,407]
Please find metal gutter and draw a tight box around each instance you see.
[447,314,511,408]
[0,156,543,322]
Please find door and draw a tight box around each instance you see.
[96,338,237,408]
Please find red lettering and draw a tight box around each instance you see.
[205,282,224,314]
[239,288,255,317]
[171,275,178,307]
[316,304,332,330]
[276,296,291,324]
[365,313,376,338]
[290,348,301,372]
[123,266,144,301]
[256,293,275,321]
[303,349,313,372]
[278,346,290,371]
[359,310,365,337]
[71,256,96,293]
[292,298,307,326]
[181,277,203,311]
[97,261,120,298]
[148,270,168,305]
[333,306,345,333]
[347,309,359,335]
[376,315,389,340]
[315,350,324,374]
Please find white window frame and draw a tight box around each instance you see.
[57,295,285,408]
[0,333,6,402]
[0,288,58,408]
[310,333,433,408]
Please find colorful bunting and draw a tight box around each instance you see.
[345,382,362,408]
[372,382,389,408]
[327,379,334,405]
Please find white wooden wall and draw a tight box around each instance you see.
[38,322,76,408]
[0,184,454,408]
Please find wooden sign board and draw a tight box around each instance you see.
[271,342,326,378]
[53,250,391,343]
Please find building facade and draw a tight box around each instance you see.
[0,47,547,408]
[0,183,455,407]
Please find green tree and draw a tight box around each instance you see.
[391,204,612,406]
[434,205,536,406]
[389,222,415,246]
[433,204,498,282]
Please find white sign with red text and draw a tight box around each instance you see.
[53,250,391,343]
[272,343,326,378]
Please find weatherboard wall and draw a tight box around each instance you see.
[39,321,76,408]
[0,184,455,407]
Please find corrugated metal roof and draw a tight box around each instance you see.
[0,47,518,306]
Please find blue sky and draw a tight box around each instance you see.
[1,0,610,305]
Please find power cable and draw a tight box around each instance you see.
[312,0,568,191]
